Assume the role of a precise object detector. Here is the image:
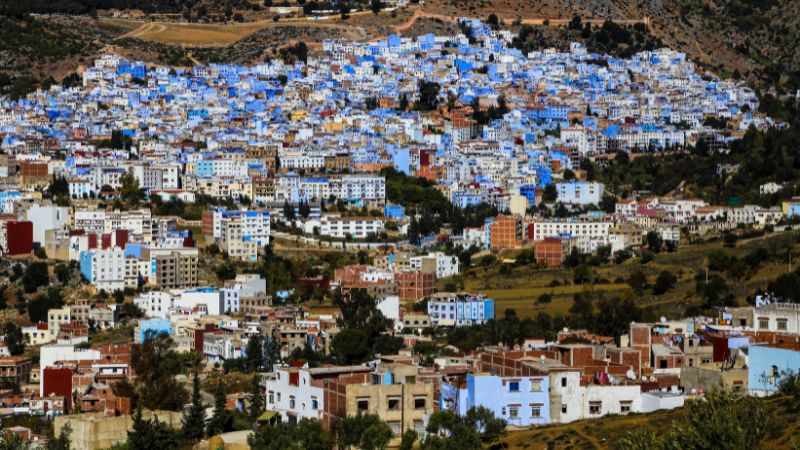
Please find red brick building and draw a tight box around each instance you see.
[490,215,524,251]
[534,236,571,266]
[394,271,434,301]
[0,356,32,385]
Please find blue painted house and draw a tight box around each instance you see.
[441,373,550,427]
[748,345,800,396]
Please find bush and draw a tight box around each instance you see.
[652,271,677,295]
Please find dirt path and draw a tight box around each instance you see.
[117,6,649,47]
[394,5,649,34]
[116,14,368,46]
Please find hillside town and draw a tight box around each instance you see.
[0,16,797,450]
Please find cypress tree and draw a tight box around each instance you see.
[248,375,265,423]
[207,379,232,437]
[181,374,206,442]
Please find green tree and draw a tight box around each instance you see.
[298,200,311,219]
[283,200,296,221]
[486,13,499,29]
[372,334,404,356]
[245,336,264,373]
[572,264,592,284]
[338,412,393,450]
[398,93,409,111]
[423,407,505,449]
[536,293,552,308]
[248,419,333,450]
[627,269,647,294]
[46,424,70,450]
[399,429,417,450]
[131,332,188,411]
[0,434,31,450]
[27,288,64,322]
[542,184,557,202]
[215,262,237,282]
[330,328,371,364]
[127,406,181,450]
[207,380,233,437]
[415,80,441,111]
[181,374,206,443]
[120,172,142,204]
[723,231,738,247]
[22,262,49,293]
[248,374,264,423]
[2,323,24,356]
[645,231,663,252]
[617,388,767,450]
[652,270,677,295]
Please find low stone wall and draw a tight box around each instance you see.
[55,410,182,450]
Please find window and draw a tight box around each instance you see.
[311,399,318,410]
[414,420,425,434]
[530,379,542,392]
[289,396,295,409]
[387,396,400,411]
[620,401,632,414]
[414,397,426,410]
[508,381,520,392]
[589,401,602,415]
[561,377,567,387]
[778,318,788,331]
[530,404,542,418]
[508,406,519,418]
[758,317,769,329]
[357,398,370,411]
[659,359,668,369]
[388,422,401,437]
[266,392,273,405]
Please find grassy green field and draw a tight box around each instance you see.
[441,231,800,320]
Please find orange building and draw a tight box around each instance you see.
[490,215,524,251]
[534,236,574,266]
[394,271,435,301]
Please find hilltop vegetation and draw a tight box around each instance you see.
[512,17,664,59]
[0,0,256,17]
[502,386,800,449]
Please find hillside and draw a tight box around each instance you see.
[422,0,800,91]
[502,392,800,449]
[0,1,797,95]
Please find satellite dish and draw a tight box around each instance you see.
[563,327,569,332]
[626,369,635,380]
[660,316,667,323]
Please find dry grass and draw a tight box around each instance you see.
[110,14,374,47]
[118,21,270,46]
[500,407,679,449]
[444,231,800,320]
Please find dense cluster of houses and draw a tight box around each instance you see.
[0,20,777,250]
[0,17,795,448]
[6,294,800,448]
